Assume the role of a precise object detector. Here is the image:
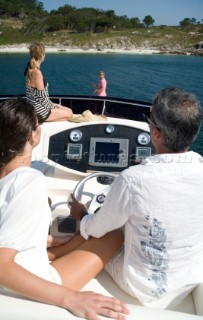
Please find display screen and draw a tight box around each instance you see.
[69,145,81,155]
[136,147,151,158]
[95,142,120,163]
[89,137,129,168]
[66,143,82,159]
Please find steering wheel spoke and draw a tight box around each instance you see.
[72,172,117,212]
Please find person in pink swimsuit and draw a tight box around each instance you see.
[94,71,107,96]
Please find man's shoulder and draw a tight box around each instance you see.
[121,164,146,181]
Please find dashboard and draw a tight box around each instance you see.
[48,123,155,173]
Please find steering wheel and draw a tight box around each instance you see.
[72,172,117,213]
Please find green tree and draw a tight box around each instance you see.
[106,10,116,19]
[130,17,141,28]
[179,18,192,27]
[46,15,65,31]
[190,18,197,24]
[55,4,75,16]
[0,0,44,17]
[143,15,155,27]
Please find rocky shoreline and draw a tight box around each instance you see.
[0,44,202,56]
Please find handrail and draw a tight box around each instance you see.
[0,94,151,120]
[49,95,151,108]
[0,94,151,108]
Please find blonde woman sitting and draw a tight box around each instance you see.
[25,42,73,123]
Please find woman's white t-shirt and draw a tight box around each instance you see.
[0,167,60,284]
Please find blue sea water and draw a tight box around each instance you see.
[0,52,203,154]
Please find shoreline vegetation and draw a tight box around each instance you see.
[1,18,203,56]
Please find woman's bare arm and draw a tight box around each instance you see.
[29,68,44,90]
[0,247,129,320]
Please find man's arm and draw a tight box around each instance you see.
[70,174,130,239]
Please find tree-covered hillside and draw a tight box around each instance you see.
[0,0,202,54]
[1,0,202,34]
[0,0,44,17]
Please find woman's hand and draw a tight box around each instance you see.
[0,250,130,320]
[66,290,130,320]
[47,235,73,248]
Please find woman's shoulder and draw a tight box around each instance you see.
[28,68,44,89]
[31,67,42,77]
[15,167,47,190]
[13,167,44,179]
[7,167,44,181]
[0,167,46,190]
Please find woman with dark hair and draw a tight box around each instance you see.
[0,98,129,320]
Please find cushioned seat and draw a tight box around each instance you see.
[1,270,203,320]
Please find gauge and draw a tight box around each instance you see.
[105,125,114,134]
[96,194,106,204]
[69,129,82,142]
[137,132,150,145]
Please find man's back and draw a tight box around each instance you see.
[121,151,203,308]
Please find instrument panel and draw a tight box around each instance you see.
[48,123,155,173]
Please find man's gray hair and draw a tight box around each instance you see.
[151,88,202,152]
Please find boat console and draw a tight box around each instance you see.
[1,96,203,320]
[33,117,155,175]
[31,117,155,236]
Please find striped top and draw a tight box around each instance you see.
[26,84,58,122]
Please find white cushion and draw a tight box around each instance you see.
[0,270,202,320]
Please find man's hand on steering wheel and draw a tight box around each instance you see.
[68,194,88,221]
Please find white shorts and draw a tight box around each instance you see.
[49,265,62,285]
[105,245,127,292]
